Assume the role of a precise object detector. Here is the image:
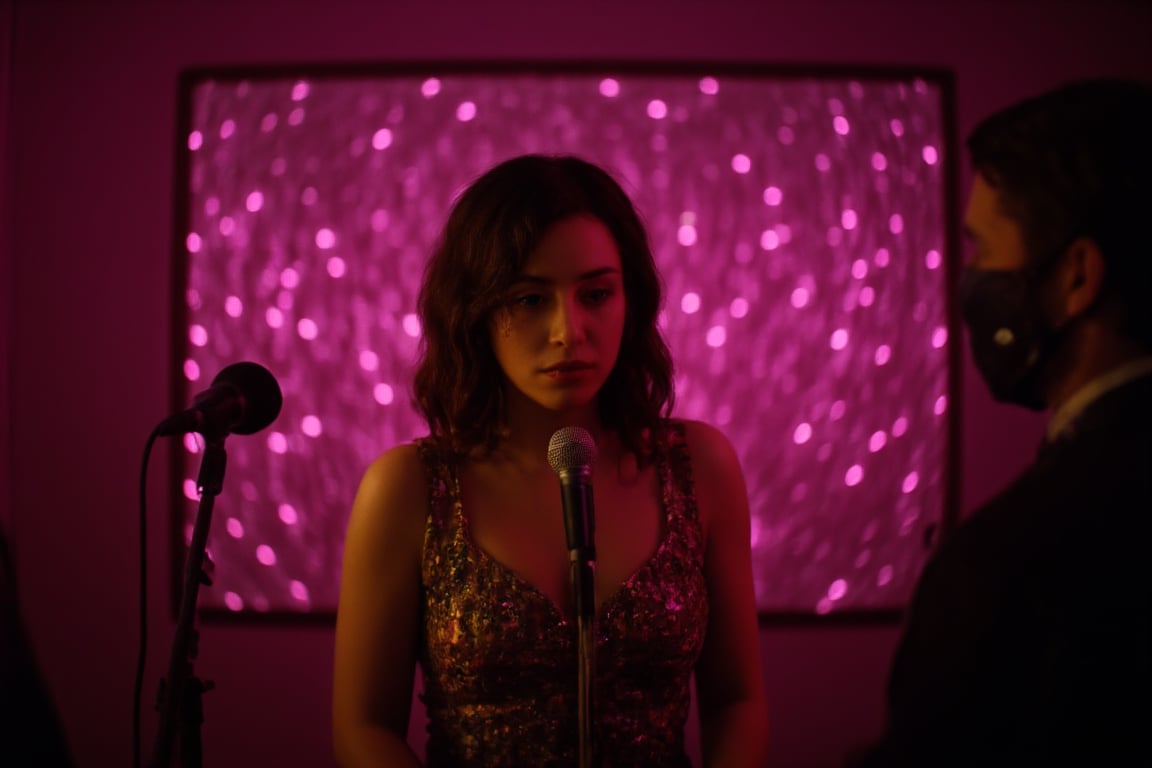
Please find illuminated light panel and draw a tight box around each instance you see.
[180,71,950,615]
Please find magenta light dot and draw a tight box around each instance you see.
[287,107,305,126]
[902,471,920,494]
[841,209,858,230]
[875,344,892,366]
[859,286,876,307]
[226,518,244,539]
[300,186,318,206]
[186,288,202,310]
[421,78,441,97]
[370,127,394,150]
[925,249,942,270]
[290,581,310,603]
[869,430,888,452]
[815,597,834,615]
[731,153,752,174]
[370,209,390,232]
[278,503,298,525]
[776,223,793,244]
[402,314,421,338]
[762,186,783,206]
[826,227,844,248]
[224,296,243,318]
[699,76,719,95]
[276,290,294,311]
[830,329,849,350]
[814,153,831,172]
[677,224,698,246]
[219,119,236,140]
[890,118,905,137]
[646,99,668,119]
[297,318,319,340]
[855,550,872,568]
[280,267,301,289]
[291,81,309,101]
[875,247,891,267]
[187,130,204,153]
[706,326,727,348]
[730,298,749,318]
[830,400,847,420]
[760,229,780,251]
[931,326,948,348]
[878,565,894,586]
[862,521,878,542]
[186,232,202,253]
[456,101,477,121]
[326,256,347,278]
[315,228,337,249]
[827,578,848,600]
[267,432,288,454]
[777,125,795,145]
[182,479,199,501]
[218,217,236,236]
[359,350,379,371]
[833,115,850,135]
[260,113,277,132]
[189,324,208,347]
[183,433,200,454]
[892,416,909,437]
[871,152,888,171]
[256,543,278,568]
[183,358,201,381]
[245,191,264,212]
[793,422,813,445]
[922,145,939,165]
[680,292,701,314]
[204,197,220,216]
[657,310,669,329]
[889,214,905,234]
[845,464,864,486]
[851,258,868,279]
[301,415,323,437]
[791,287,810,309]
[373,382,395,405]
[224,592,244,612]
[599,78,620,98]
[934,395,948,415]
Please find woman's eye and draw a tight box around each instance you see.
[583,287,614,305]
[514,293,544,308]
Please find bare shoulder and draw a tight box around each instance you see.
[345,443,429,562]
[672,419,749,536]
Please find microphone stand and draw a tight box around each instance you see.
[570,543,596,768]
[149,432,226,768]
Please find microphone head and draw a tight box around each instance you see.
[211,361,283,435]
[547,426,597,474]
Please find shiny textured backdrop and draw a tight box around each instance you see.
[175,68,951,616]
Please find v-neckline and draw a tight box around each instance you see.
[449,452,676,628]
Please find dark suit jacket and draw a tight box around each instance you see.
[855,373,1152,767]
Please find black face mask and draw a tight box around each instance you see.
[958,263,1065,411]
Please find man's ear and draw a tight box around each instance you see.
[1060,236,1106,318]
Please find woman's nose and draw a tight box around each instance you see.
[549,296,586,346]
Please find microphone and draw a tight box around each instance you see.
[157,361,283,437]
[547,426,598,564]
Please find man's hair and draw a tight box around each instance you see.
[966,78,1152,345]
[412,154,674,458]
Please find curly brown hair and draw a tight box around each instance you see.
[412,154,674,458]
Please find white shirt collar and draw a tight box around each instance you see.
[1047,356,1152,442]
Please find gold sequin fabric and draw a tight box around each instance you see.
[416,423,708,767]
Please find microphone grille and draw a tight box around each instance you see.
[547,426,598,474]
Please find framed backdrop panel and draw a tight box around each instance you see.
[172,63,957,620]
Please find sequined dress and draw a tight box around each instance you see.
[416,424,708,767]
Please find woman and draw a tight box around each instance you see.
[333,154,768,767]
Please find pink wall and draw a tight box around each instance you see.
[3,1,1149,766]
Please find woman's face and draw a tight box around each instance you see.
[489,215,626,418]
